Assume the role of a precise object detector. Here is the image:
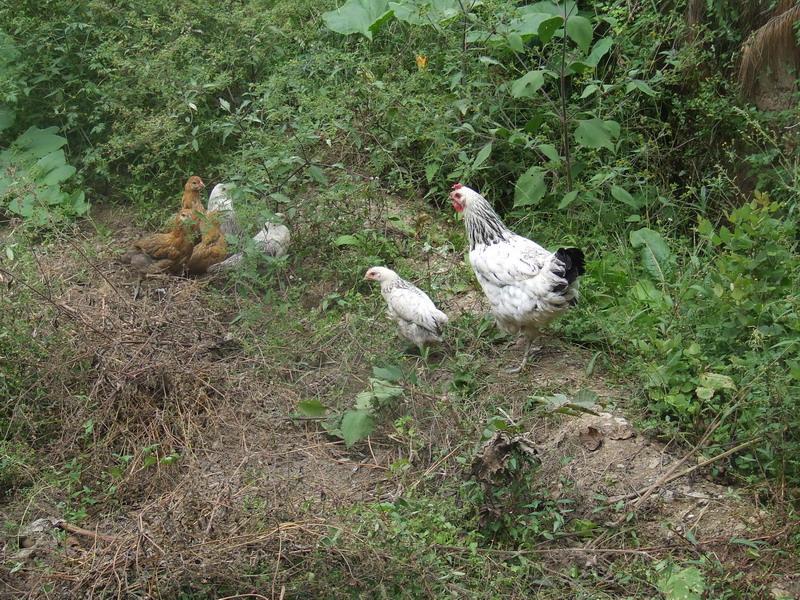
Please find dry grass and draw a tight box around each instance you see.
[739,3,800,100]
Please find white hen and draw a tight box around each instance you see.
[208,220,291,273]
[365,266,448,352]
[449,183,585,372]
[207,183,243,239]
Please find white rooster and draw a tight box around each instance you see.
[449,183,585,372]
[365,266,448,352]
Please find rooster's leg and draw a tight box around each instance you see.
[505,335,540,374]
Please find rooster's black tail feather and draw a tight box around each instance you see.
[555,247,585,284]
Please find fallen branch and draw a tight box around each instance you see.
[56,520,118,544]
[606,437,761,527]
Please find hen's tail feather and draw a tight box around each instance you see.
[555,247,585,283]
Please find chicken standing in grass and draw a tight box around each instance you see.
[208,220,291,273]
[365,266,448,352]
[121,208,198,297]
[181,176,206,213]
[207,183,243,239]
[449,183,585,372]
[186,212,228,275]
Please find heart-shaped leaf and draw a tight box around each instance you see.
[341,409,376,447]
[323,0,393,40]
[510,70,545,98]
[514,166,547,207]
[566,15,593,52]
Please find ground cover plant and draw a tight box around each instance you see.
[1,0,799,597]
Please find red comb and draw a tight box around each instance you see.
[451,183,463,190]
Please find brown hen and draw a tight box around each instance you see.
[186,212,228,275]
[121,209,197,276]
[181,175,206,213]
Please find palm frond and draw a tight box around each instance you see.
[738,3,800,98]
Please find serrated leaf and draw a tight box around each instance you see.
[373,365,404,382]
[296,399,328,417]
[629,227,671,281]
[425,162,440,183]
[308,164,328,184]
[566,15,592,52]
[510,70,545,98]
[657,566,705,600]
[514,166,547,207]
[472,142,492,169]
[574,118,619,151]
[341,410,375,447]
[323,0,392,40]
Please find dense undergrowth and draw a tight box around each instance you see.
[1,0,799,596]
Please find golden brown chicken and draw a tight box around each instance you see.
[186,212,228,275]
[121,209,198,276]
[181,175,206,213]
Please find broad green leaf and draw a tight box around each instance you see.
[566,15,592,52]
[537,143,561,163]
[586,36,613,65]
[296,399,328,417]
[610,185,640,210]
[334,234,361,247]
[507,12,553,37]
[373,365,404,382]
[472,142,492,169]
[14,126,67,158]
[574,118,619,151]
[41,164,76,186]
[698,372,735,391]
[514,166,547,207]
[580,84,599,98]
[629,227,671,281]
[657,566,705,600]
[389,0,460,25]
[510,70,545,98]
[506,33,524,52]
[322,0,392,40]
[341,409,376,447]
[558,189,579,209]
[537,15,563,42]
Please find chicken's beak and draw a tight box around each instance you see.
[450,191,465,213]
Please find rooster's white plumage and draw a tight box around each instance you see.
[449,183,585,372]
[365,266,448,351]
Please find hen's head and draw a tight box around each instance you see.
[364,266,398,282]
[208,183,233,211]
[185,175,206,192]
[449,183,480,213]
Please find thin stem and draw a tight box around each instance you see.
[560,3,573,191]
